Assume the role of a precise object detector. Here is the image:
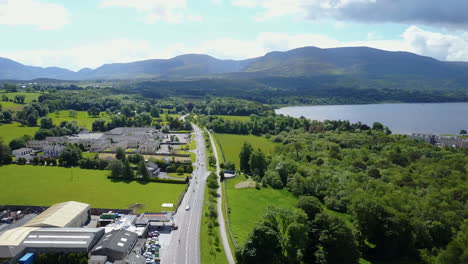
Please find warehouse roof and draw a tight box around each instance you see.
[135,212,171,226]
[24,201,90,228]
[0,227,39,246]
[90,230,138,260]
[21,228,104,250]
[114,252,145,264]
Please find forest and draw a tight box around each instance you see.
[232,121,467,264]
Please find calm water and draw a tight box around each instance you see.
[275,102,468,135]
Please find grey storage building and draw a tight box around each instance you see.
[20,228,104,254]
[90,230,138,262]
[114,252,146,264]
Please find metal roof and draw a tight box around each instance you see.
[135,212,172,225]
[24,201,90,228]
[91,230,138,257]
[0,227,39,246]
[21,227,104,249]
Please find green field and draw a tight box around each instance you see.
[167,172,191,179]
[1,92,42,104]
[441,134,468,139]
[0,122,39,143]
[0,165,186,212]
[0,101,24,111]
[215,115,251,122]
[47,110,110,130]
[213,133,278,168]
[225,175,298,246]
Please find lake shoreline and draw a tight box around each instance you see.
[275,102,468,136]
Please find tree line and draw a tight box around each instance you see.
[235,128,467,264]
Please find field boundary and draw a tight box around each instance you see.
[213,133,226,163]
[107,176,186,184]
[222,180,238,251]
[174,183,189,214]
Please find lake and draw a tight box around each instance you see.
[275,102,468,135]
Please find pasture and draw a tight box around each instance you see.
[0,122,39,143]
[0,165,186,212]
[215,115,251,122]
[47,110,110,130]
[0,101,24,111]
[213,133,278,168]
[225,175,298,246]
[1,92,41,104]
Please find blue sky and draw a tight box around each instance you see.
[1,0,467,70]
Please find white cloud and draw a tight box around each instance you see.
[403,26,468,61]
[3,26,468,70]
[0,0,70,30]
[1,39,162,71]
[231,0,468,28]
[100,0,200,24]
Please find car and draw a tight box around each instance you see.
[185,205,190,211]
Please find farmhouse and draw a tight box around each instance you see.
[43,145,65,158]
[146,161,161,178]
[11,148,33,161]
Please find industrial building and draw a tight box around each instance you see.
[0,227,38,258]
[90,230,139,262]
[24,201,90,228]
[20,228,104,254]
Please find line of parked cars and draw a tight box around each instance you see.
[145,231,161,264]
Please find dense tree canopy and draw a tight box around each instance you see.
[237,126,467,263]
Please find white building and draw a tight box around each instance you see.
[12,148,34,160]
[24,201,91,228]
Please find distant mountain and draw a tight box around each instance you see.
[241,47,467,80]
[0,57,75,80]
[79,54,255,80]
[2,46,468,85]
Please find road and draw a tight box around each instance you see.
[162,124,207,264]
[208,131,236,264]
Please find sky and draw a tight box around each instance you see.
[1,0,468,71]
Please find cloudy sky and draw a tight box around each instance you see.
[1,0,468,71]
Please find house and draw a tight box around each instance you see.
[138,139,160,154]
[146,162,160,178]
[43,145,65,158]
[27,140,48,150]
[12,148,34,161]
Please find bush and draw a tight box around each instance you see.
[262,170,283,189]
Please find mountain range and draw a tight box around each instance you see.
[2,46,468,84]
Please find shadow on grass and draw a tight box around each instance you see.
[107,176,186,185]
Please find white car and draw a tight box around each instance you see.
[185,205,190,211]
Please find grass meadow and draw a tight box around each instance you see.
[47,110,110,130]
[1,92,42,104]
[0,165,186,212]
[214,115,251,122]
[1,101,24,111]
[0,122,39,143]
[224,175,298,246]
[213,133,278,168]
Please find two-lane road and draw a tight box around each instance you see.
[162,124,208,264]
